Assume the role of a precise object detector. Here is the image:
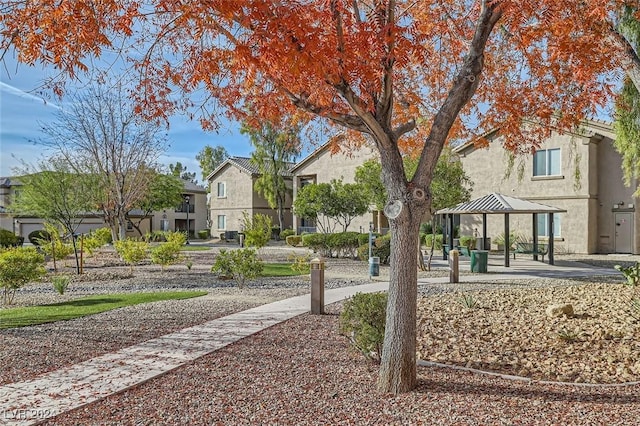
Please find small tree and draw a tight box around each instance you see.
[36,223,74,272]
[127,173,185,237]
[293,179,369,233]
[196,145,229,184]
[0,247,46,305]
[150,234,184,270]
[242,120,300,232]
[114,239,149,273]
[241,211,273,249]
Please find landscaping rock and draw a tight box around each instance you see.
[545,303,574,318]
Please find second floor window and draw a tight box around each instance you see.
[533,148,561,177]
[217,182,226,198]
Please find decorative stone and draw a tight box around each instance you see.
[545,303,574,318]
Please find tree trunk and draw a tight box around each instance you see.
[377,204,424,394]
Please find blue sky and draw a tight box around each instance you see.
[0,59,255,182]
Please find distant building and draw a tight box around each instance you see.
[455,120,638,254]
[290,141,385,234]
[206,157,294,238]
[0,176,207,239]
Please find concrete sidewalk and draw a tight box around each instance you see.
[0,258,619,425]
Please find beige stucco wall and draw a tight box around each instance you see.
[292,143,379,233]
[457,122,638,254]
[209,164,293,236]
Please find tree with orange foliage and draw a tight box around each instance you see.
[0,0,628,394]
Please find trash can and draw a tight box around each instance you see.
[470,250,488,273]
[369,256,380,277]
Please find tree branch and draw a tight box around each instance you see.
[414,0,503,189]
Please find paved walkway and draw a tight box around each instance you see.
[0,257,620,425]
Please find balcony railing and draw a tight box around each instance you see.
[175,204,195,213]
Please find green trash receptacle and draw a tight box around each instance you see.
[470,250,488,273]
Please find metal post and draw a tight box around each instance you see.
[504,213,510,267]
[482,213,488,250]
[185,195,190,245]
[532,213,539,261]
[310,258,325,314]
[549,213,555,265]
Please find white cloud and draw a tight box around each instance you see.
[0,81,61,109]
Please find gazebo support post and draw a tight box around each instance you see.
[449,214,455,255]
[442,214,447,260]
[504,213,510,267]
[548,213,555,265]
[482,213,488,250]
[532,213,538,261]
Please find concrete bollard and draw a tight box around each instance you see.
[449,249,459,283]
[310,258,325,314]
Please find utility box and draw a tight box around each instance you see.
[310,258,325,314]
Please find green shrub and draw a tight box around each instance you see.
[494,231,525,250]
[145,230,168,242]
[357,234,392,264]
[197,229,210,240]
[339,292,388,361]
[301,233,331,256]
[28,229,50,246]
[82,227,112,256]
[165,231,187,246]
[286,235,302,247]
[288,252,311,275]
[211,248,263,288]
[115,239,149,272]
[459,236,476,250]
[242,212,273,248]
[424,233,443,250]
[280,228,296,240]
[327,232,361,258]
[36,224,74,271]
[52,275,71,295]
[0,228,19,248]
[150,242,182,270]
[0,247,46,305]
[357,232,379,246]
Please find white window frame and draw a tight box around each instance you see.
[217,181,226,198]
[533,148,561,177]
[217,215,226,230]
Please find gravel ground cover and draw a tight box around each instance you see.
[4,248,640,424]
[44,305,640,426]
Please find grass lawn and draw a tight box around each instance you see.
[180,245,211,251]
[0,291,207,329]
[261,262,308,277]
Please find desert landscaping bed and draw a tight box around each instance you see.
[3,249,640,423]
[44,304,640,426]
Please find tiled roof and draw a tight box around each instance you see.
[437,193,566,215]
[207,156,295,181]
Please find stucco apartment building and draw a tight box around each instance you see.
[455,120,638,254]
[290,141,383,234]
[0,176,208,239]
[206,157,295,238]
[207,143,384,237]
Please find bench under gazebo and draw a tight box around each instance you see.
[436,192,567,266]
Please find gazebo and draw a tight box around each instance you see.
[436,193,567,266]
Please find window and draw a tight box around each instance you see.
[217,215,226,230]
[537,213,561,237]
[217,182,226,198]
[533,149,561,177]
